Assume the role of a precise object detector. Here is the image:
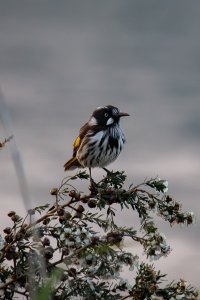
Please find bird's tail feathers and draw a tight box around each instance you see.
[64,157,82,171]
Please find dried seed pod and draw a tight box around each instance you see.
[73,211,82,219]
[149,202,156,209]
[76,205,85,213]
[50,188,58,196]
[166,195,173,203]
[21,223,28,231]
[37,228,44,238]
[42,237,50,247]
[18,276,26,288]
[15,232,24,241]
[43,218,50,225]
[88,199,97,208]
[106,197,115,205]
[68,267,76,277]
[107,231,122,243]
[75,192,81,200]
[32,235,41,242]
[187,215,194,225]
[11,214,20,222]
[62,247,69,256]
[3,227,12,234]
[44,246,54,260]
[174,202,180,211]
[5,245,16,260]
[5,252,14,260]
[65,211,72,220]
[85,256,93,266]
[68,190,77,198]
[57,207,65,216]
[13,252,19,259]
[5,234,13,243]
[80,195,89,203]
[91,236,100,245]
[59,215,66,223]
[8,211,16,217]
[61,272,68,281]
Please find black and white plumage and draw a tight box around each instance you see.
[64,105,129,174]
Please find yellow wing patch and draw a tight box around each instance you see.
[73,135,81,149]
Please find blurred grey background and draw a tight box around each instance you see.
[0,0,200,288]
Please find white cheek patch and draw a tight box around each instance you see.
[106,117,114,125]
[89,116,98,126]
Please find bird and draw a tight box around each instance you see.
[64,105,129,185]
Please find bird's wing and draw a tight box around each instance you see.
[72,122,90,157]
[72,135,82,156]
[64,122,93,171]
[64,134,83,171]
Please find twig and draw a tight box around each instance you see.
[0,135,13,149]
[0,276,22,290]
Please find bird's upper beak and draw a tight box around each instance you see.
[118,112,130,117]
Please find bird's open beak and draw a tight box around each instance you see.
[118,112,130,117]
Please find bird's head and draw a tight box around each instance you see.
[89,105,129,126]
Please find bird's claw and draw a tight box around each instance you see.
[89,179,98,195]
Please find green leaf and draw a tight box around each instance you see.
[34,204,50,214]
[33,268,63,300]
[76,171,90,179]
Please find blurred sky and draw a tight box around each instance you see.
[0,0,200,288]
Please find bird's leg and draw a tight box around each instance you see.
[89,167,92,182]
[89,168,97,194]
[102,167,112,176]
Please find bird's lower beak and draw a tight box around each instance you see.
[118,112,130,117]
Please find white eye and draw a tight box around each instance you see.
[104,113,109,117]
